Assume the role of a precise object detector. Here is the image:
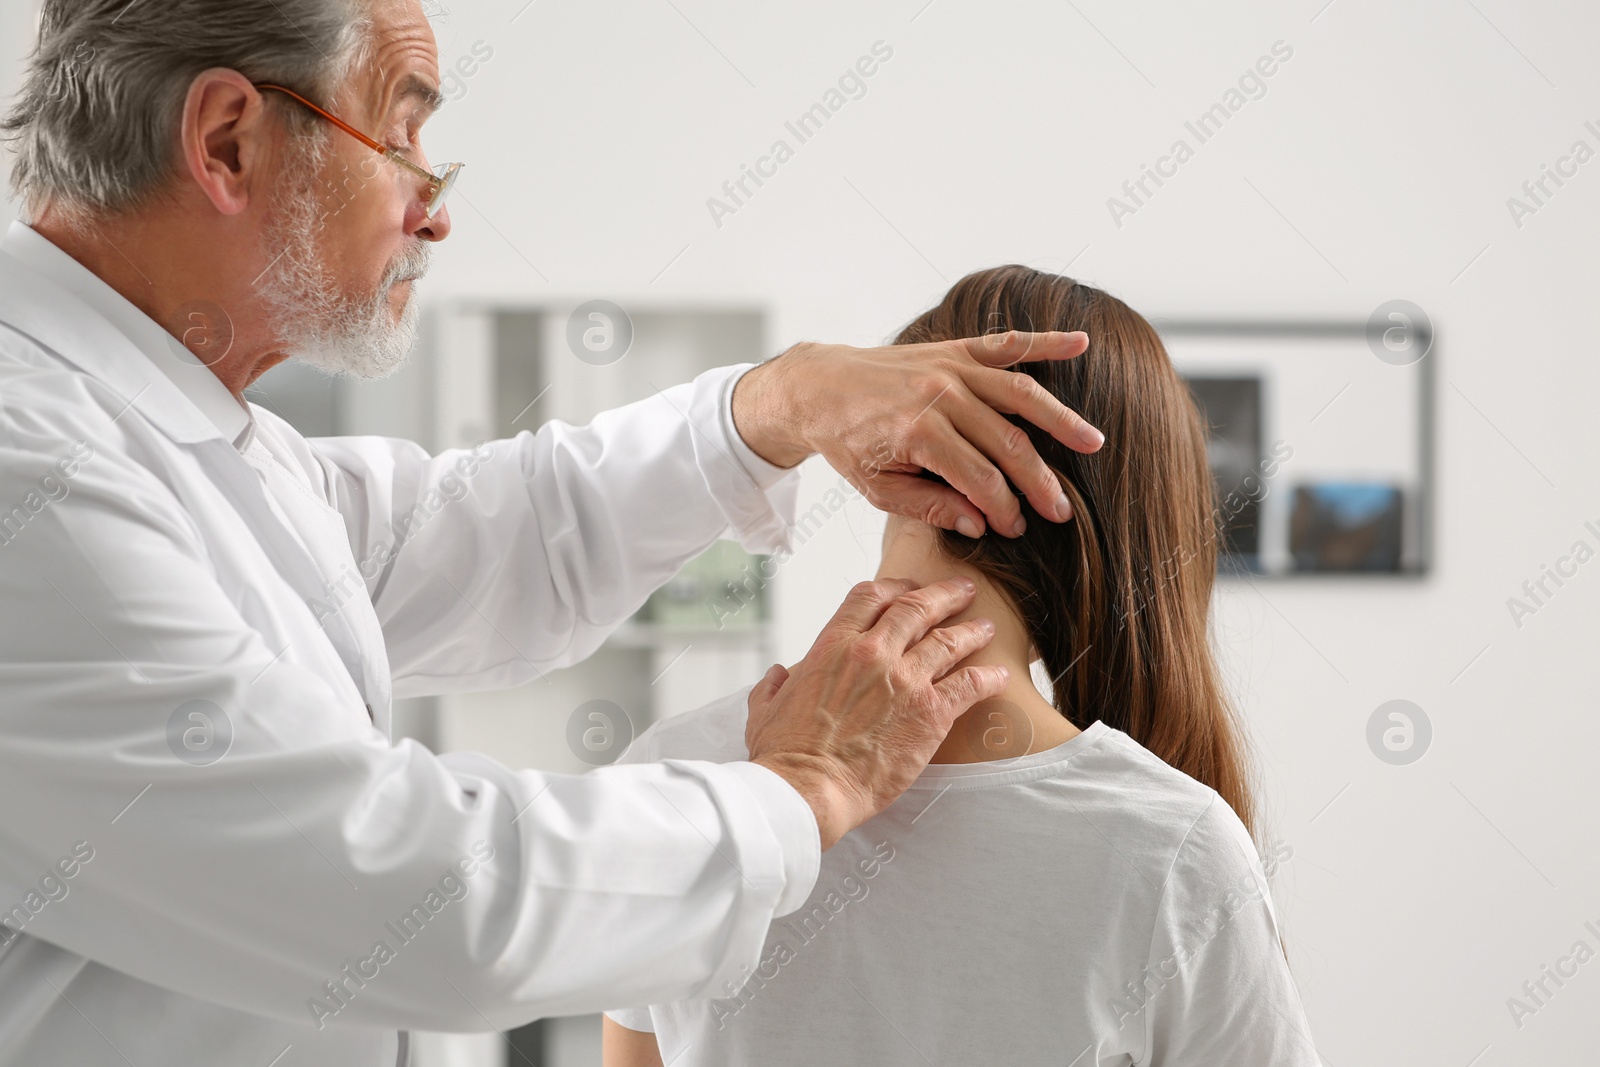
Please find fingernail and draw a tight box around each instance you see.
[958,576,977,592]
[1079,426,1105,449]
[1012,516,1027,537]
[1054,491,1073,522]
[955,516,982,538]
[978,617,995,636]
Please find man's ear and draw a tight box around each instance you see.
[180,69,272,217]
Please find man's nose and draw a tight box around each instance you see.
[413,202,451,242]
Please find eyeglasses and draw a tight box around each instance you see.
[253,83,463,219]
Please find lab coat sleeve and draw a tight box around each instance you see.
[308,363,801,698]
[0,405,820,1032]
[1138,797,1322,1066]
[600,695,755,1034]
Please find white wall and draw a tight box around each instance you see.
[9,1,1600,1062]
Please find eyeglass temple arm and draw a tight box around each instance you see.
[253,83,439,186]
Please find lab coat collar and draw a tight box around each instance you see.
[0,220,255,452]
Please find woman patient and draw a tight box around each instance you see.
[602,266,1318,1065]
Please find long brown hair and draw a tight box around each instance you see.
[896,265,1259,841]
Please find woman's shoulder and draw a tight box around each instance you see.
[614,686,755,766]
[1063,726,1262,876]
[1076,725,1224,816]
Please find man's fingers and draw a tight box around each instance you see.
[941,390,1073,524]
[864,470,989,539]
[905,418,1029,538]
[750,662,790,709]
[962,363,1104,455]
[869,577,979,653]
[958,330,1088,368]
[932,664,1012,728]
[822,578,919,635]
[744,663,788,750]
[906,617,998,680]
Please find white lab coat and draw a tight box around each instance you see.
[0,221,819,1066]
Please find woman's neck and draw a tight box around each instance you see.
[875,520,1080,764]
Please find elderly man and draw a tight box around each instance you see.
[0,1,1104,1064]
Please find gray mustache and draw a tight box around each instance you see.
[387,245,433,286]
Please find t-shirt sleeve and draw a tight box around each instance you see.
[604,1006,657,1033]
[1138,795,1321,1066]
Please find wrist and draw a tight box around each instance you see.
[731,349,813,470]
[753,752,859,851]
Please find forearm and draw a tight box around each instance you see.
[4,708,818,1029]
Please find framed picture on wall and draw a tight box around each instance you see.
[1163,320,1434,578]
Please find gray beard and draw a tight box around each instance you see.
[257,136,431,380]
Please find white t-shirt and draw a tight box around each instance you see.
[604,687,1320,1066]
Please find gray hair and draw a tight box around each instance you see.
[2,0,372,222]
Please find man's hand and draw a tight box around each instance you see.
[731,332,1103,539]
[745,577,1006,850]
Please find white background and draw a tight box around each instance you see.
[5,1,1599,1063]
